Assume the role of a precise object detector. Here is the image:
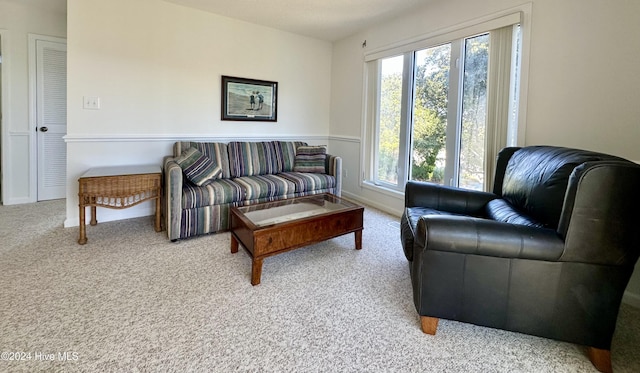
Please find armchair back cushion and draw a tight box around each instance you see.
[496,146,627,229]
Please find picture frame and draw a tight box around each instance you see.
[221,75,278,122]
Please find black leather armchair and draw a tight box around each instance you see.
[400,146,640,373]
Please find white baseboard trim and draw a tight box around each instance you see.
[622,291,640,309]
[342,190,403,217]
[2,197,35,205]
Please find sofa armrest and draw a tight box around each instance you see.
[326,154,342,197]
[415,215,565,261]
[163,156,183,241]
[405,180,498,216]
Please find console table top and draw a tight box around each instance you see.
[80,165,161,178]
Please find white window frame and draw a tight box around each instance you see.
[360,4,532,194]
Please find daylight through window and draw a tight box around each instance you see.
[365,13,523,192]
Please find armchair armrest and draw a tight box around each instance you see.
[405,180,498,216]
[163,156,183,241]
[326,154,342,197]
[415,215,565,261]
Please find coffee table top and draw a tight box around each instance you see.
[235,194,361,228]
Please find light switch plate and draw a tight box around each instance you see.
[83,96,101,110]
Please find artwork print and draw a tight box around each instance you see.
[221,76,278,122]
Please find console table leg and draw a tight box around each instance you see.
[355,230,362,250]
[251,258,263,286]
[78,205,87,245]
[90,206,97,226]
[154,197,162,232]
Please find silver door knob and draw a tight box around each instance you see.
[40,127,48,132]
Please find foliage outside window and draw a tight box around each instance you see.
[368,19,522,192]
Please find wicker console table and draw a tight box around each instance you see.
[77,165,162,245]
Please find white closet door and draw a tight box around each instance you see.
[36,39,67,201]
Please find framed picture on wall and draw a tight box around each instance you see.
[221,75,278,122]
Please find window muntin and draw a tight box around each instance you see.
[368,24,520,192]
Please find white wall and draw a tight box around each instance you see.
[65,0,333,226]
[329,0,640,305]
[0,0,66,204]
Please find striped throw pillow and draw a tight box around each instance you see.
[293,146,326,174]
[175,147,222,186]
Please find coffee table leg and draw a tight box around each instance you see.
[251,258,263,286]
[230,235,239,253]
[355,230,362,250]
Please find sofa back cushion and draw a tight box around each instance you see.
[228,141,279,177]
[272,141,307,172]
[175,142,231,179]
[500,146,626,229]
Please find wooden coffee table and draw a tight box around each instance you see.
[230,193,364,285]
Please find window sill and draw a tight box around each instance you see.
[361,180,405,199]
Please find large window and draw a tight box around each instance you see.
[367,14,523,192]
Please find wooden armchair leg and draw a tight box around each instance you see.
[420,316,439,335]
[587,347,612,373]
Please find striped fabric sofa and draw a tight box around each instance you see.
[163,141,342,241]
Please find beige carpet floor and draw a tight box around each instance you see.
[1,199,639,372]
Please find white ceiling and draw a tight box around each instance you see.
[22,0,67,14]
[163,0,434,41]
[23,0,434,42]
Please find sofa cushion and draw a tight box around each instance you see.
[272,141,307,172]
[182,179,244,209]
[233,174,296,200]
[293,146,327,173]
[174,147,222,186]
[279,172,336,193]
[229,141,279,177]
